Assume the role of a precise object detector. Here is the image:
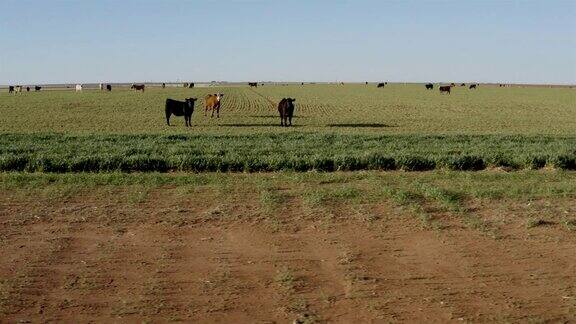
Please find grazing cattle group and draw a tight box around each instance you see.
[278,98,296,127]
[165,98,197,127]
[204,93,224,118]
[5,81,489,128]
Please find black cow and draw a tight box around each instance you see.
[26,87,30,92]
[188,83,195,88]
[8,86,14,93]
[469,84,477,89]
[460,83,466,86]
[106,84,112,91]
[439,86,451,94]
[248,82,258,87]
[165,98,197,127]
[425,83,434,90]
[377,83,385,88]
[278,98,296,127]
[162,83,166,88]
[35,86,42,91]
[131,84,145,92]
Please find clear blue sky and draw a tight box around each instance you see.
[1,0,575,84]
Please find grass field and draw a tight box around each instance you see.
[1,84,575,172]
[2,85,576,321]
[1,84,575,135]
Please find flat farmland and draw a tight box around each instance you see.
[1,84,575,172]
[1,84,575,134]
[1,84,576,322]
[1,172,576,322]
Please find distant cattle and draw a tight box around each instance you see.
[165,98,197,127]
[75,84,83,91]
[131,84,145,92]
[162,83,166,88]
[248,82,258,87]
[35,86,41,91]
[439,85,451,94]
[99,83,103,91]
[106,84,112,91]
[188,83,194,88]
[278,98,296,127]
[15,86,23,93]
[302,82,304,85]
[377,83,385,88]
[365,82,368,85]
[204,93,224,118]
[460,83,466,86]
[469,84,477,89]
[450,83,456,87]
[425,83,434,90]
[8,86,14,93]
[26,87,30,92]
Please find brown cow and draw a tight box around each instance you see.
[439,85,451,94]
[278,98,296,127]
[131,84,145,92]
[204,93,224,118]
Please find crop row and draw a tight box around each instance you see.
[0,134,575,172]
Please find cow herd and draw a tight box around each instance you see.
[5,82,485,127]
[423,82,479,94]
[164,93,298,128]
[8,85,42,93]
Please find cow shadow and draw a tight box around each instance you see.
[327,123,396,128]
[247,115,309,119]
[220,123,303,127]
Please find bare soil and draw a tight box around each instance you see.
[1,188,575,323]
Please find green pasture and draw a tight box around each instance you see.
[0,84,574,172]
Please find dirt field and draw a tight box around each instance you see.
[1,173,575,322]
